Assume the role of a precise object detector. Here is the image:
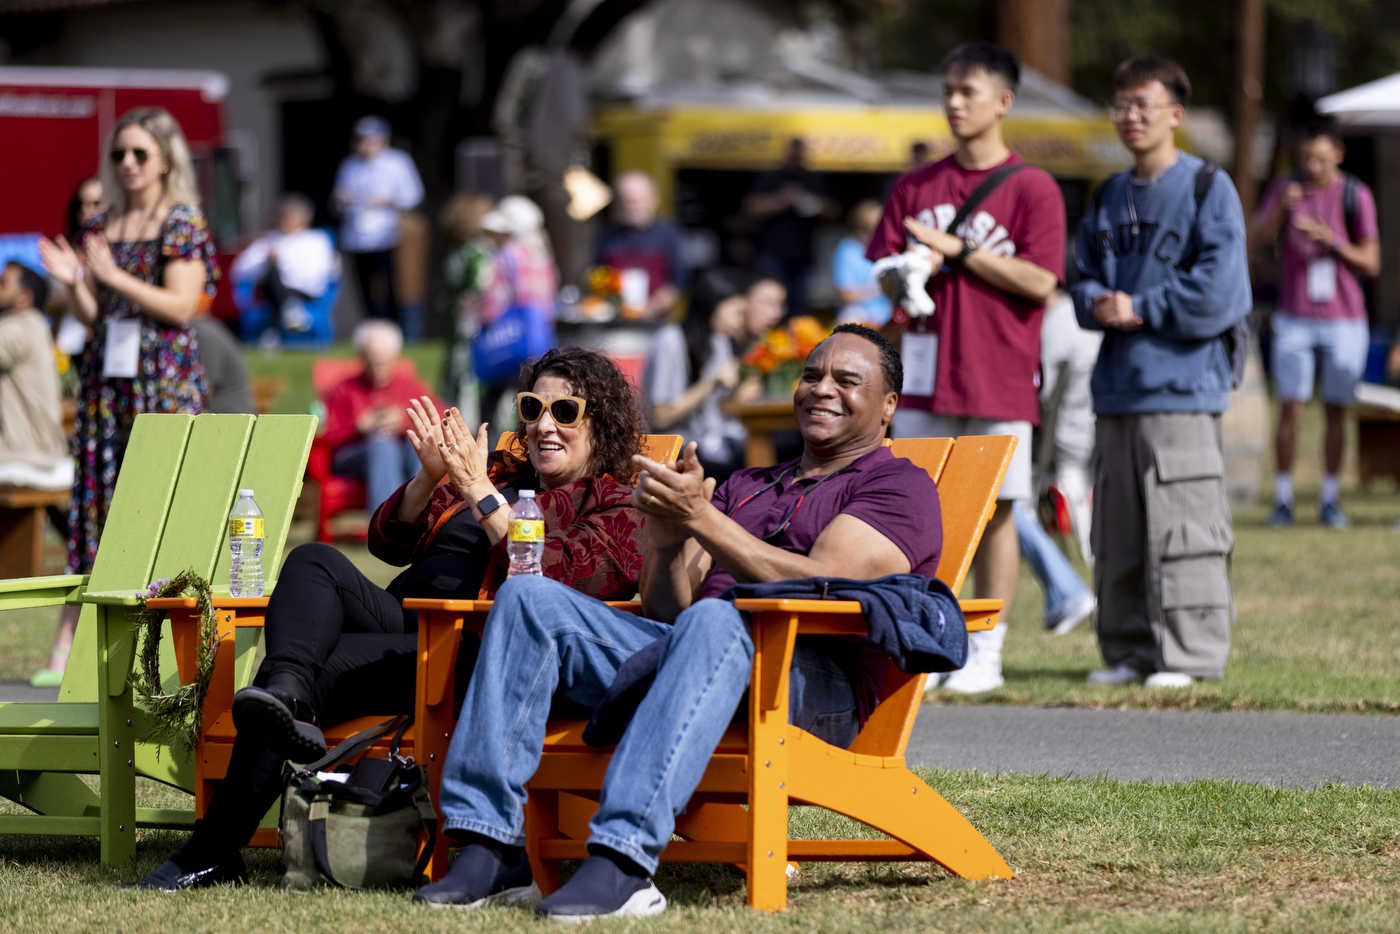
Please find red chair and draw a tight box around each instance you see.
[308,358,420,544]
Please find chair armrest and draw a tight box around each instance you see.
[82,590,143,607]
[0,573,88,609]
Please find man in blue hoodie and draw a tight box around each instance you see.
[1071,57,1251,688]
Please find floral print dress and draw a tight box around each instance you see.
[67,203,216,574]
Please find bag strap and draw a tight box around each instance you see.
[944,163,1028,238]
[301,716,411,775]
[308,795,345,888]
[409,784,439,884]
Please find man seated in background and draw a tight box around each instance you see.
[191,314,255,415]
[0,261,71,491]
[323,320,439,514]
[231,192,338,334]
[594,171,687,320]
[415,325,950,920]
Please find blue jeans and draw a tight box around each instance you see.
[1014,499,1091,622]
[331,435,420,515]
[438,575,859,874]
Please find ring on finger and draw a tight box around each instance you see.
[446,443,457,451]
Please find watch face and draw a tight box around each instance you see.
[963,237,978,252]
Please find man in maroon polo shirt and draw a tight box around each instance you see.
[867,41,1066,693]
[414,325,946,919]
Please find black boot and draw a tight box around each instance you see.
[231,677,326,763]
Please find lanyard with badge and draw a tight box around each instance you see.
[1297,194,1338,303]
[101,204,162,380]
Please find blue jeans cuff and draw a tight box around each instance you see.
[587,831,659,877]
[441,816,526,849]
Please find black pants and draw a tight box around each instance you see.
[259,265,312,312]
[350,249,398,322]
[183,543,482,864]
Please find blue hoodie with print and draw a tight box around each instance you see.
[1072,152,1252,415]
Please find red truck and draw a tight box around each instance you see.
[0,66,252,320]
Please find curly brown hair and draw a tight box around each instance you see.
[505,346,646,483]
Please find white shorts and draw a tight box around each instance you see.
[893,410,1033,502]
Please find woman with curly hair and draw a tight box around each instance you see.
[129,346,649,891]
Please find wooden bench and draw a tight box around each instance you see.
[0,485,69,579]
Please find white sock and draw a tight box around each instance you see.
[1274,473,1293,506]
[970,622,1007,666]
[1321,475,1340,506]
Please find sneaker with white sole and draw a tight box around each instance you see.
[1144,671,1193,688]
[413,843,540,909]
[1046,591,1097,636]
[536,853,666,922]
[1086,663,1143,684]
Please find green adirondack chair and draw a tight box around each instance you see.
[0,412,315,865]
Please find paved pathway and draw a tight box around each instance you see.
[5,679,1394,790]
[906,706,1400,789]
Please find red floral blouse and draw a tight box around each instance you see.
[368,450,646,601]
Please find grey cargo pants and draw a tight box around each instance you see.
[1091,412,1234,678]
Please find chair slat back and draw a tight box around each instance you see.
[845,435,1016,759]
[60,414,195,702]
[929,435,1017,593]
[149,415,255,584]
[214,415,318,587]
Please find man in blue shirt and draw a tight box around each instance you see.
[594,171,687,319]
[1071,57,1251,688]
[333,116,424,337]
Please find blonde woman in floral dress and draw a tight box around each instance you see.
[37,107,215,682]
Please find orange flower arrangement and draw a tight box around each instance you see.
[743,316,833,395]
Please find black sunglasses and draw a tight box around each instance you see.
[109,147,150,166]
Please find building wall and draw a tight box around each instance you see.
[53,0,322,230]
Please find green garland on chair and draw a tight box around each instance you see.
[129,570,217,755]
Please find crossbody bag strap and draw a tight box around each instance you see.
[944,162,1028,237]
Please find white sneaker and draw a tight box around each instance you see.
[940,623,1006,693]
[1048,591,1097,636]
[1086,663,1143,684]
[1144,671,1192,688]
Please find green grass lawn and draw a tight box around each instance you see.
[4,346,1400,929]
[3,769,1399,932]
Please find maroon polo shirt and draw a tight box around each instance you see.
[698,445,944,722]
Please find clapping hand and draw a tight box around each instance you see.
[81,232,119,286]
[438,408,493,503]
[632,442,716,548]
[37,235,84,288]
[406,396,450,478]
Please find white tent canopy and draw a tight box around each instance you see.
[1316,72,1400,127]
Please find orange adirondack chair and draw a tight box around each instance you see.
[403,435,1018,908]
[159,434,684,850]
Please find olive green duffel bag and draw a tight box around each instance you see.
[280,716,438,890]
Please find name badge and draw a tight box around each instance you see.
[1307,257,1337,304]
[102,319,141,379]
[901,332,938,398]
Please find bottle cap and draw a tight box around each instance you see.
[238,488,254,497]
[519,489,535,498]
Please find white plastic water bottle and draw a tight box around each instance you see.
[507,490,545,578]
[228,489,265,597]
